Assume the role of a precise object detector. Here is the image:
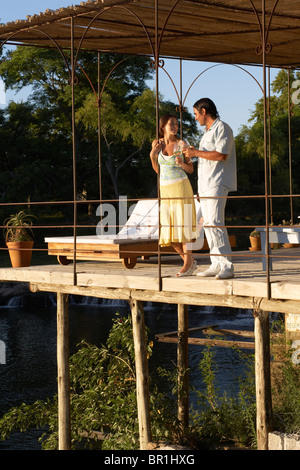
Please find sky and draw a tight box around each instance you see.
[0,0,280,136]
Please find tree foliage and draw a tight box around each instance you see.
[1,45,300,228]
[0,47,197,208]
[0,315,180,450]
[235,69,300,224]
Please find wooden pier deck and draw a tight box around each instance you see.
[1,247,300,451]
[0,247,300,310]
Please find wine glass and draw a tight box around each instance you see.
[173,141,181,155]
[173,141,182,166]
[181,139,196,163]
[182,139,190,150]
[174,140,189,165]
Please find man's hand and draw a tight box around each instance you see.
[183,146,196,159]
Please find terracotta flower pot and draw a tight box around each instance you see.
[249,235,261,251]
[283,243,294,249]
[6,241,34,267]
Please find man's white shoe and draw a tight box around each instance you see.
[197,265,220,277]
[215,266,234,279]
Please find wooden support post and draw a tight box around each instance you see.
[254,309,273,450]
[130,299,152,449]
[177,304,189,427]
[57,292,71,450]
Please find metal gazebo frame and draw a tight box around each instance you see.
[1,0,300,451]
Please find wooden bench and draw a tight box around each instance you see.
[45,198,205,268]
[45,198,237,269]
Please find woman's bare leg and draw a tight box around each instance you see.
[181,243,193,273]
[172,242,185,261]
[172,242,193,274]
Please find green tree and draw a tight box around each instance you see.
[0,100,72,203]
[0,315,180,450]
[0,47,197,203]
[236,69,300,223]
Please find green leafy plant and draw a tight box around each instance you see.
[282,219,292,226]
[190,344,257,449]
[250,230,260,238]
[3,210,36,242]
[2,314,298,451]
[0,314,180,450]
[270,321,300,435]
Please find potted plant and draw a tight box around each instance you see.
[281,219,296,248]
[3,210,36,267]
[249,229,261,251]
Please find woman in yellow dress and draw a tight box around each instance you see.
[150,114,198,276]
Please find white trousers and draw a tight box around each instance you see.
[200,186,233,270]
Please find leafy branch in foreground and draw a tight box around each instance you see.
[189,344,257,449]
[0,314,179,450]
[1,314,297,450]
[271,321,300,435]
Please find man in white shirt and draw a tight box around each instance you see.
[185,98,237,279]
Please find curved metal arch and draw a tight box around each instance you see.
[72,54,149,113]
[158,62,264,116]
[265,0,280,47]
[76,55,137,107]
[61,52,131,106]
[158,64,182,109]
[248,0,263,47]
[0,30,140,110]
[157,0,181,56]
[1,34,108,112]
[183,63,264,108]
[0,29,71,79]
[248,0,280,55]
[158,0,281,60]
[97,56,132,106]
[73,4,155,75]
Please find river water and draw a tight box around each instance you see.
[0,290,259,450]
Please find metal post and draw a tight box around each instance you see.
[71,16,77,286]
[288,69,293,223]
[98,52,102,204]
[262,0,271,298]
[268,67,273,225]
[155,0,162,290]
[179,59,183,139]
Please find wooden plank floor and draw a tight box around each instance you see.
[0,247,300,302]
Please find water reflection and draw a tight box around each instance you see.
[0,293,256,449]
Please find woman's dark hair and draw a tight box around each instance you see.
[193,98,219,119]
[158,114,178,138]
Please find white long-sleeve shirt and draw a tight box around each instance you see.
[198,118,237,194]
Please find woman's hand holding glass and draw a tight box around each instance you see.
[174,140,190,166]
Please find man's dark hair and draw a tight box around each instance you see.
[193,98,219,119]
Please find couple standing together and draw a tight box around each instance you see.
[150,97,237,280]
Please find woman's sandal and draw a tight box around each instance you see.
[176,259,197,277]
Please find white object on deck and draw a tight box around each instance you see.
[256,226,300,270]
[45,197,204,263]
[45,198,203,245]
